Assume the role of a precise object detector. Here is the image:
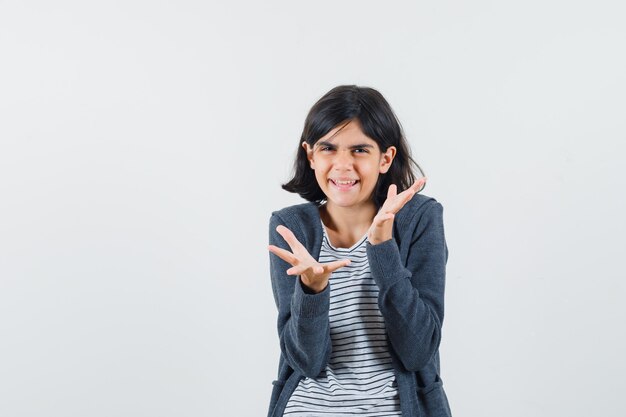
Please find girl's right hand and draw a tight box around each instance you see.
[268,225,351,293]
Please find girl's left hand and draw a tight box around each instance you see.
[367,177,428,245]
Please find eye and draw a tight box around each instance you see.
[320,146,334,152]
[353,148,369,154]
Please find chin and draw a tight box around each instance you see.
[328,197,369,208]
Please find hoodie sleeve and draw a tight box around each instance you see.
[269,213,333,378]
[365,201,448,372]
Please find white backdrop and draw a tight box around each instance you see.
[1,1,625,416]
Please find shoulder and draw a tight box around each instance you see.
[268,202,323,250]
[398,192,443,220]
[269,201,321,237]
[394,192,445,234]
[270,201,318,224]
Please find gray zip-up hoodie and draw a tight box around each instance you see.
[268,193,452,417]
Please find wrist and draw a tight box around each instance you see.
[300,276,328,294]
[367,235,393,245]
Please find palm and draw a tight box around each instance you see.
[381,178,426,215]
[368,178,427,244]
[268,225,351,283]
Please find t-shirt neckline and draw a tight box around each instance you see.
[320,219,368,252]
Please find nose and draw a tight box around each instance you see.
[332,149,354,169]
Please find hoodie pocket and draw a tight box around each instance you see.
[416,376,451,417]
[418,379,443,395]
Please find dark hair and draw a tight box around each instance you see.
[282,85,425,209]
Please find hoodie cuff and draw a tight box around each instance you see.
[366,238,408,291]
[291,276,330,318]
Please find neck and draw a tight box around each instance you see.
[320,200,378,237]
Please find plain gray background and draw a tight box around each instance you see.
[1,1,625,416]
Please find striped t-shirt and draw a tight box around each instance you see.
[283,220,401,416]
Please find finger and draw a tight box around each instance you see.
[288,263,323,276]
[323,259,352,273]
[275,225,306,252]
[414,177,427,192]
[286,265,304,275]
[419,177,428,192]
[402,177,425,195]
[380,178,428,216]
[383,190,412,214]
[397,178,427,206]
[407,179,423,195]
[384,181,419,213]
[377,184,397,214]
[268,245,298,265]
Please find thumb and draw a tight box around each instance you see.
[375,212,394,228]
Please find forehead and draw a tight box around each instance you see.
[315,120,377,146]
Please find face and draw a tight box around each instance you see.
[302,119,396,210]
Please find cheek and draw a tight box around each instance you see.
[362,164,381,178]
[315,171,328,185]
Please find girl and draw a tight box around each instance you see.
[267,85,452,417]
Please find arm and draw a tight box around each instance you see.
[365,201,448,371]
[269,213,332,378]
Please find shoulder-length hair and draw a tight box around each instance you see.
[282,85,425,209]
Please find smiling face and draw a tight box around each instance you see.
[302,119,396,212]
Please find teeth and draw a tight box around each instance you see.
[334,179,357,185]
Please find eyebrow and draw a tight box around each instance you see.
[315,141,375,149]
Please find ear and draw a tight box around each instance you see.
[302,141,315,169]
[379,146,397,174]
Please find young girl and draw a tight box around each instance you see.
[267,85,452,417]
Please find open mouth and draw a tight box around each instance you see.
[329,179,359,190]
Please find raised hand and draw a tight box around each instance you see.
[268,225,351,293]
[367,177,428,245]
